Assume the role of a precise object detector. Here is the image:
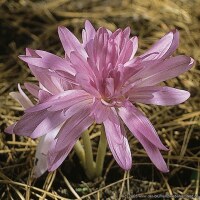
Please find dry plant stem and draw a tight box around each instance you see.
[74,140,85,166]
[82,129,96,180]
[95,126,107,177]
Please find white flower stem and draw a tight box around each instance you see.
[95,126,107,177]
[82,128,96,180]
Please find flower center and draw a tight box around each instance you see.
[101,96,126,107]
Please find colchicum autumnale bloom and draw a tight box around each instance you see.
[5,20,194,178]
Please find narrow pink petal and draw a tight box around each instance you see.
[63,99,93,118]
[25,99,56,113]
[82,20,96,46]
[5,86,32,133]
[16,84,33,107]
[134,132,169,172]
[70,51,95,79]
[13,110,48,136]
[19,54,74,74]
[9,84,34,110]
[48,95,92,112]
[120,59,143,85]
[118,101,168,150]
[30,67,63,94]
[105,78,115,97]
[127,86,161,102]
[24,50,65,94]
[48,112,94,171]
[20,94,91,138]
[117,36,138,65]
[35,50,75,74]
[85,39,105,82]
[104,109,132,170]
[141,29,179,61]
[84,39,95,63]
[55,70,78,86]
[51,77,65,92]
[24,48,76,93]
[38,90,52,103]
[14,110,65,139]
[118,102,168,172]
[131,86,190,105]
[58,26,87,58]
[24,82,40,98]
[48,141,75,171]
[133,56,194,87]
[122,27,131,39]
[93,28,110,72]
[76,73,100,98]
[110,29,121,40]
[30,111,66,138]
[25,90,89,113]
[116,40,132,65]
[91,99,112,123]
[4,123,16,134]
[34,125,62,177]
[130,36,138,59]
[9,91,33,109]
[55,108,94,152]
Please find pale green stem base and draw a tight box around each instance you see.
[95,126,107,177]
[82,129,96,180]
[74,125,107,180]
[74,140,85,166]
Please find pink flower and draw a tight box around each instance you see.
[5,20,194,177]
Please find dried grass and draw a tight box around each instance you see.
[0,0,200,199]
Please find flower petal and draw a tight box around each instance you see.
[118,102,168,150]
[133,55,194,87]
[127,86,157,102]
[13,110,48,136]
[12,109,65,139]
[58,26,87,58]
[19,55,75,87]
[76,72,100,98]
[47,95,92,112]
[47,141,75,171]
[131,86,190,105]
[24,48,75,93]
[141,29,179,61]
[48,111,94,171]
[130,36,138,59]
[55,108,94,152]
[38,90,52,103]
[9,84,33,109]
[118,102,168,172]
[134,132,169,172]
[31,67,63,94]
[33,136,48,177]
[24,82,40,98]
[19,50,74,74]
[104,109,132,170]
[24,49,62,94]
[117,36,138,65]
[70,51,95,79]
[25,90,89,113]
[91,99,112,123]
[4,123,16,134]
[33,125,62,177]
[30,111,66,138]
[82,20,96,46]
